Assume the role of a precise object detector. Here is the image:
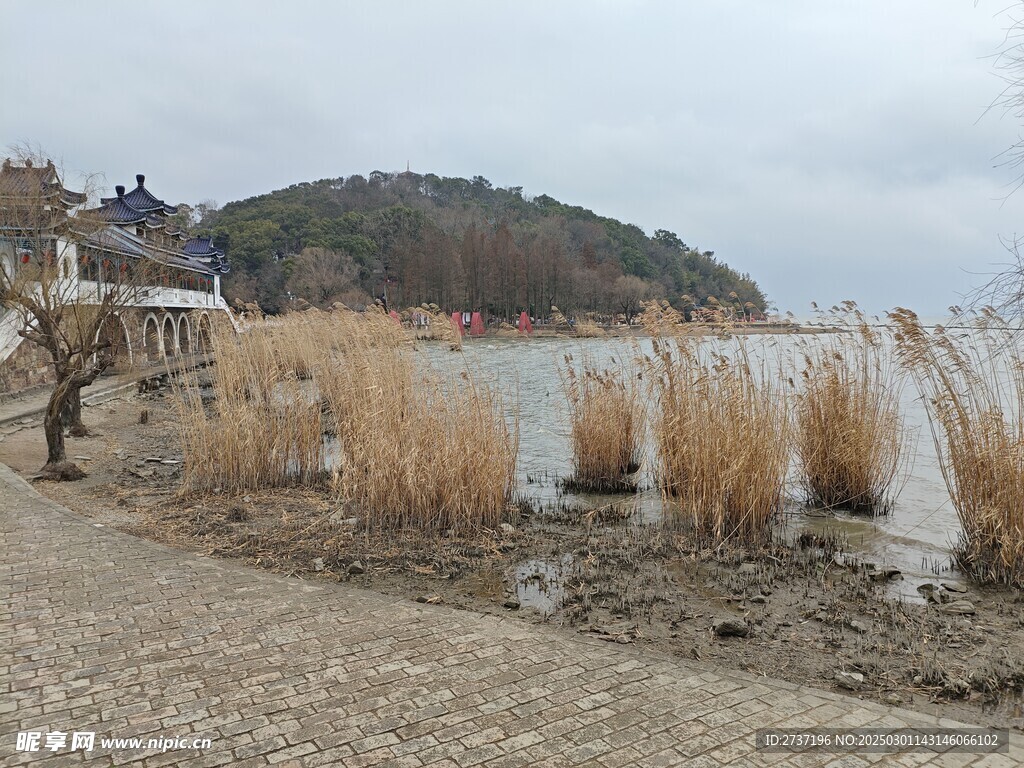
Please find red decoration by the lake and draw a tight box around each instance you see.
[452,312,465,336]
[469,312,485,336]
[518,311,533,335]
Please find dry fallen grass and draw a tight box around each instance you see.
[647,338,789,547]
[795,306,906,514]
[561,354,643,492]
[572,319,606,338]
[893,307,1024,588]
[172,308,516,533]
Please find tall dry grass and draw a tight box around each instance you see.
[561,354,643,492]
[172,307,516,533]
[794,309,906,514]
[893,307,1024,587]
[647,338,790,546]
[173,313,329,493]
[572,319,606,338]
[318,312,516,532]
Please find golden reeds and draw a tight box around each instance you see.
[318,313,516,532]
[561,354,643,492]
[172,314,327,494]
[893,306,1024,587]
[572,319,606,338]
[171,307,515,533]
[647,338,789,546]
[638,299,687,336]
[794,309,906,514]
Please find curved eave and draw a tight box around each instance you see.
[88,197,148,226]
[58,191,87,207]
[162,255,219,275]
[122,187,178,216]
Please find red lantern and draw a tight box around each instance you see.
[20,254,30,264]
[102,259,110,269]
[120,263,128,273]
[80,255,90,264]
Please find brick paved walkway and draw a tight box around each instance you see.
[1,464,1020,767]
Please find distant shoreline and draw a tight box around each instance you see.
[430,322,841,341]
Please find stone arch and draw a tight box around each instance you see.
[196,312,213,353]
[96,312,133,373]
[161,314,178,357]
[177,314,192,354]
[143,313,162,363]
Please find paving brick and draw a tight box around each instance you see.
[0,462,1020,768]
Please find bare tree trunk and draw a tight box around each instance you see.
[67,387,88,437]
[39,376,85,481]
[43,388,67,466]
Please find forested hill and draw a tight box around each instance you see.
[193,171,768,320]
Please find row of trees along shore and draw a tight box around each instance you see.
[194,170,767,319]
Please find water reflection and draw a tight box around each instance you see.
[414,333,966,583]
[514,555,573,614]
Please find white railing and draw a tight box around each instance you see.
[77,281,217,308]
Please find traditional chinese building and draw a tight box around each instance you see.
[0,160,233,395]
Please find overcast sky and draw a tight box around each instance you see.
[2,1,1021,314]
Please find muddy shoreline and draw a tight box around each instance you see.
[3,389,1022,732]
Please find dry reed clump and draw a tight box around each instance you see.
[318,318,516,532]
[647,338,789,546]
[560,354,643,493]
[172,314,329,494]
[172,306,515,533]
[549,305,573,333]
[794,306,907,514]
[893,306,1024,588]
[572,319,605,338]
[638,299,688,336]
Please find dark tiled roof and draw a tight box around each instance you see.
[182,235,218,256]
[76,171,229,277]
[183,235,229,274]
[120,174,178,215]
[88,186,148,225]
[0,159,86,207]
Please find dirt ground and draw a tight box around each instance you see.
[4,388,1023,732]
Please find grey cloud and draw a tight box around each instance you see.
[1,0,1021,314]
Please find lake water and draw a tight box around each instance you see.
[417,333,966,600]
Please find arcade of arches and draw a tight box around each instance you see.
[0,308,227,396]
[139,310,216,365]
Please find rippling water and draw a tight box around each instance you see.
[416,333,966,593]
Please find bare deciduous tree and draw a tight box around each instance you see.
[285,247,359,308]
[0,148,153,480]
[612,275,655,325]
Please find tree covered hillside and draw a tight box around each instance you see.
[196,170,768,320]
